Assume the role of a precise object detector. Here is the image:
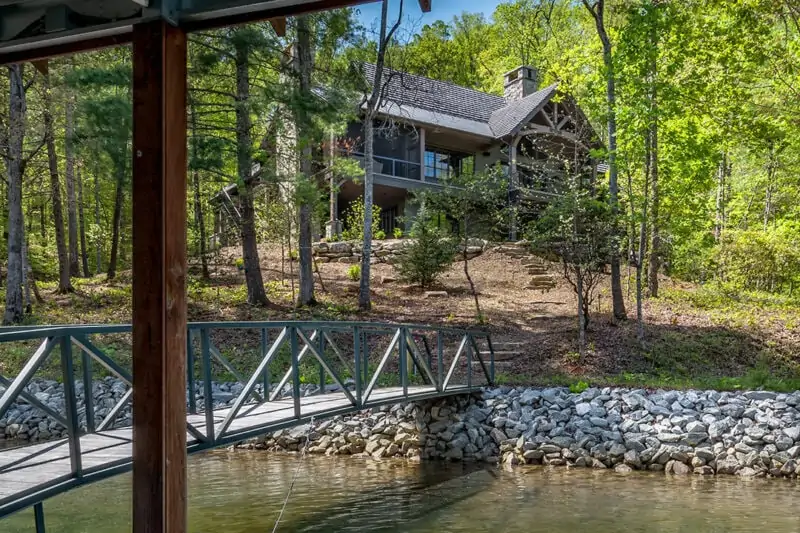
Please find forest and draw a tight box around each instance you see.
[0,0,798,386]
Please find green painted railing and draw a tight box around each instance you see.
[0,321,494,524]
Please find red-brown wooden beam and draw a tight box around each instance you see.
[269,17,287,36]
[131,19,188,533]
[418,0,432,13]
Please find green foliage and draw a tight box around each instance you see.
[569,380,590,394]
[234,257,244,270]
[714,225,800,295]
[394,210,457,288]
[341,197,382,241]
[347,264,360,282]
[393,227,403,239]
[375,230,386,240]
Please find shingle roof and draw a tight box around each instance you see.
[488,84,558,138]
[359,63,558,139]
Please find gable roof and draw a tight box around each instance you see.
[488,84,558,138]
[359,63,560,140]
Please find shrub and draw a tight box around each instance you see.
[393,227,403,239]
[394,212,457,287]
[347,264,360,281]
[234,257,244,270]
[342,197,382,241]
[569,380,590,394]
[375,230,386,240]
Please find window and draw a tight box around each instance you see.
[424,148,474,181]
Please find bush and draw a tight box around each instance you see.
[393,227,403,239]
[342,197,382,241]
[394,212,456,287]
[375,230,386,240]
[347,264,360,281]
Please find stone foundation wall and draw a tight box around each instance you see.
[243,386,800,478]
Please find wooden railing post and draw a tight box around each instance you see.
[59,336,81,476]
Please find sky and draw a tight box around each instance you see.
[355,0,504,34]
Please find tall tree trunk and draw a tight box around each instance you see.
[4,64,26,324]
[65,95,80,277]
[359,117,376,311]
[647,24,661,299]
[359,0,403,311]
[44,72,73,293]
[77,163,90,277]
[714,152,727,242]
[637,153,650,343]
[235,38,269,306]
[107,167,124,280]
[189,97,210,279]
[94,160,102,274]
[296,16,316,306]
[584,0,626,320]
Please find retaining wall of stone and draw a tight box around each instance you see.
[242,386,800,478]
[312,239,488,265]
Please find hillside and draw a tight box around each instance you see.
[7,242,799,392]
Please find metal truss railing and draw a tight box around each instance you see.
[0,321,494,523]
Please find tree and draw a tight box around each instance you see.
[395,209,456,288]
[528,179,616,358]
[582,0,627,321]
[65,91,80,277]
[295,15,317,306]
[43,70,73,293]
[232,29,271,306]
[4,65,28,324]
[68,57,133,281]
[359,0,404,311]
[420,169,507,321]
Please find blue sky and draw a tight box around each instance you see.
[355,0,503,33]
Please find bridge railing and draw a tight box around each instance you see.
[0,321,494,451]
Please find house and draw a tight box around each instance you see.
[327,63,603,239]
[210,63,602,246]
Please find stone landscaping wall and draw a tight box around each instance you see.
[312,239,489,265]
[7,379,800,478]
[243,386,800,478]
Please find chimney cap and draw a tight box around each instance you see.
[504,66,538,86]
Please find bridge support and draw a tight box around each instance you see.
[131,19,188,533]
[34,502,45,533]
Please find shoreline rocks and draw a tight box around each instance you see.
[240,386,800,478]
[7,378,800,479]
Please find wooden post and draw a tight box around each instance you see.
[131,20,188,533]
[509,136,520,241]
[419,127,426,181]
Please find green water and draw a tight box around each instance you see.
[5,452,800,532]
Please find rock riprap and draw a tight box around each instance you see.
[242,386,800,477]
[7,379,800,478]
[0,378,329,442]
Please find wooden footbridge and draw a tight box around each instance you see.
[0,321,494,528]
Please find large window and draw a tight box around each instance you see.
[424,148,474,181]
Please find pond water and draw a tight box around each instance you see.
[4,452,800,532]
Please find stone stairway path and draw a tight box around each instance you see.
[492,243,558,292]
[472,340,524,372]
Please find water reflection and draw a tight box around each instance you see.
[5,452,800,532]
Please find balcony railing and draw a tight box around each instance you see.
[342,151,422,181]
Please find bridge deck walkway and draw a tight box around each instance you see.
[0,385,468,515]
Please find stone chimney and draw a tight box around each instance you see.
[503,66,539,101]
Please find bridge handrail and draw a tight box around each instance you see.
[0,320,491,342]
